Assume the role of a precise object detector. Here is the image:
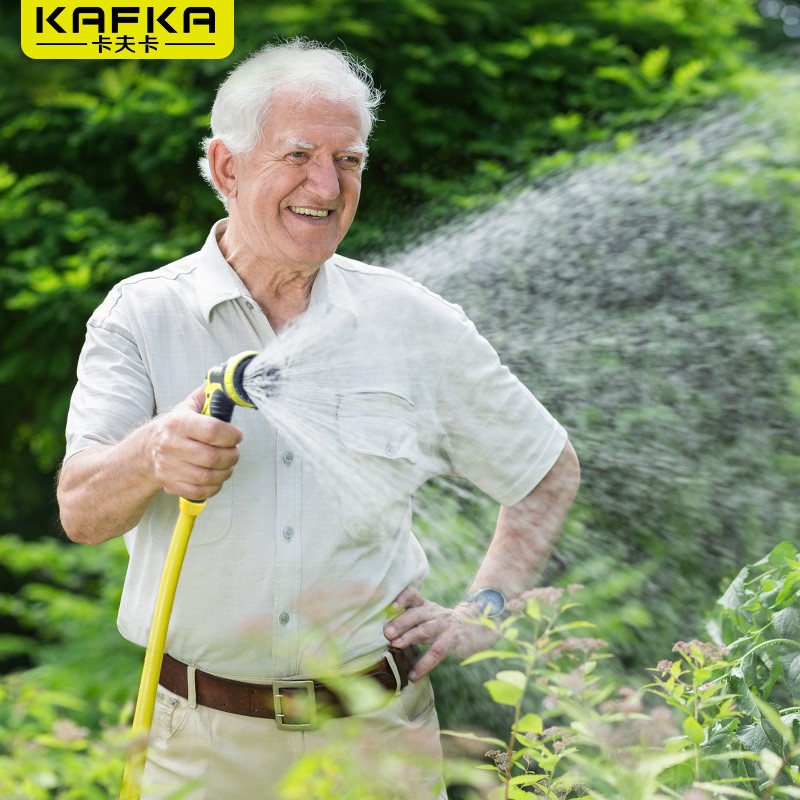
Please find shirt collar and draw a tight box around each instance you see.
[195,220,252,323]
[309,255,358,321]
[196,220,357,323]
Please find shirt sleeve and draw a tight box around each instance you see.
[435,316,568,507]
[64,289,155,461]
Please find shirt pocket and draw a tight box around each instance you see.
[148,481,234,546]
[336,390,419,541]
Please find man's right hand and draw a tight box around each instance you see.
[58,386,244,544]
[149,386,243,502]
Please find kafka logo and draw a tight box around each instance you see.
[21,0,234,59]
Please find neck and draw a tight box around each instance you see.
[216,220,320,331]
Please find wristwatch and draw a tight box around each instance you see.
[467,587,508,619]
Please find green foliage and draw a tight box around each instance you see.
[0,535,796,797]
[0,535,140,723]
[643,540,800,798]
[701,540,800,790]
[445,542,800,800]
[0,677,128,800]
[0,536,141,796]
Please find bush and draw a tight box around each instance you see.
[444,541,800,799]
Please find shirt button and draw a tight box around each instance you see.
[245,300,254,310]
[279,612,290,625]
[282,526,294,540]
[385,443,396,457]
[282,450,294,465]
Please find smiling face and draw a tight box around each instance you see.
[214,91,366,276]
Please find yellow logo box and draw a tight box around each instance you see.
[21,0,234,59]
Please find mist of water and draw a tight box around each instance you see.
[386,101,799,573]
[241,304,382,505]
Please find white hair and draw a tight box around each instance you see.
[198,38,383,205]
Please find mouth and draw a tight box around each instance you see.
[288,206,331,219]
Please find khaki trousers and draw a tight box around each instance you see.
[142,672,448,800]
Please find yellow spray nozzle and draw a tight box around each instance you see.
[201,350,258,421]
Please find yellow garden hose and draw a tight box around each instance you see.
[119,497,205,800]
[119,351,258,800]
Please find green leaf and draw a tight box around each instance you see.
[495,670,527,689]
[692,783,762,798]
[525,598,542,620]
[683,715,706,745]
[507,786,535,800]
[759,748,785,781]
[728,670,760,717]
[440,729,507,749]
[738,717,788,756]
[717,566,749,612]
[513,713,543,735]
[461,649,521,666]
[772,606,800,643]
[776,568,800,606]
[781,652,800,703]
[767,541,798,566]
[509,774,545,787]
[672,58,708,90]
[485,670,527,707]
[641,46,670,83]
[751,696,796,742]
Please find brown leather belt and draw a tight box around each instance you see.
[158,646,418,731]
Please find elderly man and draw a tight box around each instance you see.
[57,39,579,799]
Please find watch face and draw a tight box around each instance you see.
[472,588,507,618]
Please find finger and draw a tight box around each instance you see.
[168,479,226,503]
[188,439,241,470]
[156,460,236,497]
[153,431,240,493]
[408,637,454,681]
[384,604,441,641]
[183,385,206,413]
[156,427,241,470]
[384,592,440,639]
[392,586,424,609]
[184,414,243,448]
[383,587,423,633]
[165,404,243,449]
[392,604,466,648]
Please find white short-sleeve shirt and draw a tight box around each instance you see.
[65,221,567,680]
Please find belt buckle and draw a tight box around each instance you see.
[273,680,318,731]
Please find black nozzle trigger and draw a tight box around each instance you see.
[207,389,235,423]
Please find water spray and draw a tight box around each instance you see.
[120,350,281,800]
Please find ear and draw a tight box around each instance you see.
[208,139,238,200]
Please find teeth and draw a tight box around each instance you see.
[290,207,330,218]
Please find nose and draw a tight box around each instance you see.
[304,157,340,201]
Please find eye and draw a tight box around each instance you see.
[287,151,309,163]
[338,155,363,170]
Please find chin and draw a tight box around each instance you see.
[304,243,340,265]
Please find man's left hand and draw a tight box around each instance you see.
[383,586,501,681]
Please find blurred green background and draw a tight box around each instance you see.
[1,1,799,795]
